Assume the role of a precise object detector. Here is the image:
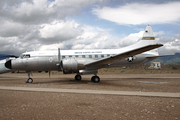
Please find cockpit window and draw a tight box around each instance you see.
[20,54,30,59]
[24,54,30,58]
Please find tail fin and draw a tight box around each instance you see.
[134,25,159,46]
[125,25,163,56]
[141,25,159,55]
[141,25,155,40]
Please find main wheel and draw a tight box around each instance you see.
[91,76,100,83]
[27,78,33,83]
[75,75,81,81]
[91,76,95,82]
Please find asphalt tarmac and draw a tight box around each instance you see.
[0,73,180,120]
[0,86,180,98]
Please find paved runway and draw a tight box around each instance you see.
[0,86,180,98]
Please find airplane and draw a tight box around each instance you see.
[5,25,164,83]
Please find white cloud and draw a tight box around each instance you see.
[39,20,83,42]
[39,25,120,50]
[119,31,143,47]
[0,0,106,24]
[158,34,180,55]
[92,2,180,25]
[0,0,179,56]
[0,20,30,37]
[39,43,64,51]
[72,44,86,49]
[0,0,106,55]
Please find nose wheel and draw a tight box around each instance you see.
[91,76,100,83]
[26,72,33,83]
[27,78,33,83]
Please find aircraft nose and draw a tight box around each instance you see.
[5,60,12,69]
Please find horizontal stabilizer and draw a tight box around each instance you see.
[146,54,174,58]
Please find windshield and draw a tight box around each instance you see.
[20,54,30,59]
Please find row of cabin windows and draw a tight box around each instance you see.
[20,54,114,59]
[62,54,113,59]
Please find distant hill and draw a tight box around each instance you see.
[150,53,180,65]
[0,54,17,60]
[0,54,10,60]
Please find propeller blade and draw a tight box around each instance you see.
[58,48,63,71]
[58,48,60,63]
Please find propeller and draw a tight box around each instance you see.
[49,48,63,78]
[58,48,63,71]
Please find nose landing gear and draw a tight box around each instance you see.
[27,78,33,83]
[26,72,33,83]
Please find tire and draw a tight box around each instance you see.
[91,76,100,83]
[91,76,95,82]
[27,78,33,83]
[75,75,81,81]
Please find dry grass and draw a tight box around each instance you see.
[98,64,180,74]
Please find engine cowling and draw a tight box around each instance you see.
[62,58,85,74]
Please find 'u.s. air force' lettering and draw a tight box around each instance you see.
[74,51,102,54]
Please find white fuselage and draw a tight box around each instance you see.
[9,48,158,72]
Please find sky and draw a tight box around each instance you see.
[0,0,180,56]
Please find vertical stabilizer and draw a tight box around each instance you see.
[120,25,162,56]
[142,25,159,55]
[141,25,155,40]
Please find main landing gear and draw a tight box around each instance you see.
[75,74,81,81]
[74,74,100,83]
[26,72,33,83]
[91,76,100,83]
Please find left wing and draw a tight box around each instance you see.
[85,44,163,68]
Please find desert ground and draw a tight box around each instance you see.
[0,67,180,120]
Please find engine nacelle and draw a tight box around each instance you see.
[62,58,85,74]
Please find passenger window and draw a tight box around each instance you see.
[89,55,92,58]
[95,55,98,58]
[107,54,110,57]
[82,55,85,58]
[101,55,104,58]
[62,56,65,59]
[75,55,78,58]
[69,55,72,58]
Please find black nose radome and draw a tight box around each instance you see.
[5,60,12,69]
